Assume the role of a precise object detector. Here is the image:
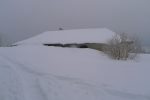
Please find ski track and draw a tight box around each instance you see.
[0,55,150,100]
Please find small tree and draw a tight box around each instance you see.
[105,33,141,60]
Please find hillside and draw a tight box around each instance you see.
[0,28,150,100]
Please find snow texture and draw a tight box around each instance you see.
[0,45,150,100]
[0,28,150,100]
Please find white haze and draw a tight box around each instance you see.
[0,0,150,46]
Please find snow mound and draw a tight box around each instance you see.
[1,27,150,100]
[0,46,150,100]
[15,28,115,45]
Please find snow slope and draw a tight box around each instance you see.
[15,28,115,45]
[0,45,150,100]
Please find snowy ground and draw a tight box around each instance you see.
[0,45,150,100]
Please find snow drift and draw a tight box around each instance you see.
[0,28,150,100]
[0,46,150,100]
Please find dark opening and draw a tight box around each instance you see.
[43,43,88,48]
[44,44,64,47]
[79,45,88,48]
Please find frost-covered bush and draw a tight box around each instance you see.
[105,33,141,60]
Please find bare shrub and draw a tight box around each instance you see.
[105,33,141,60]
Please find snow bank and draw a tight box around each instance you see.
[0,46,150,100]
[15,28,115,45]
[0,28,150,100]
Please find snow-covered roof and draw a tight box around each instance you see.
[15,28,115,45]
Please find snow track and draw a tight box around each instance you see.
[0,57,24,100]
[0,55,150,100]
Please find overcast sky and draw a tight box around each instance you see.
[0,0,150,46]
